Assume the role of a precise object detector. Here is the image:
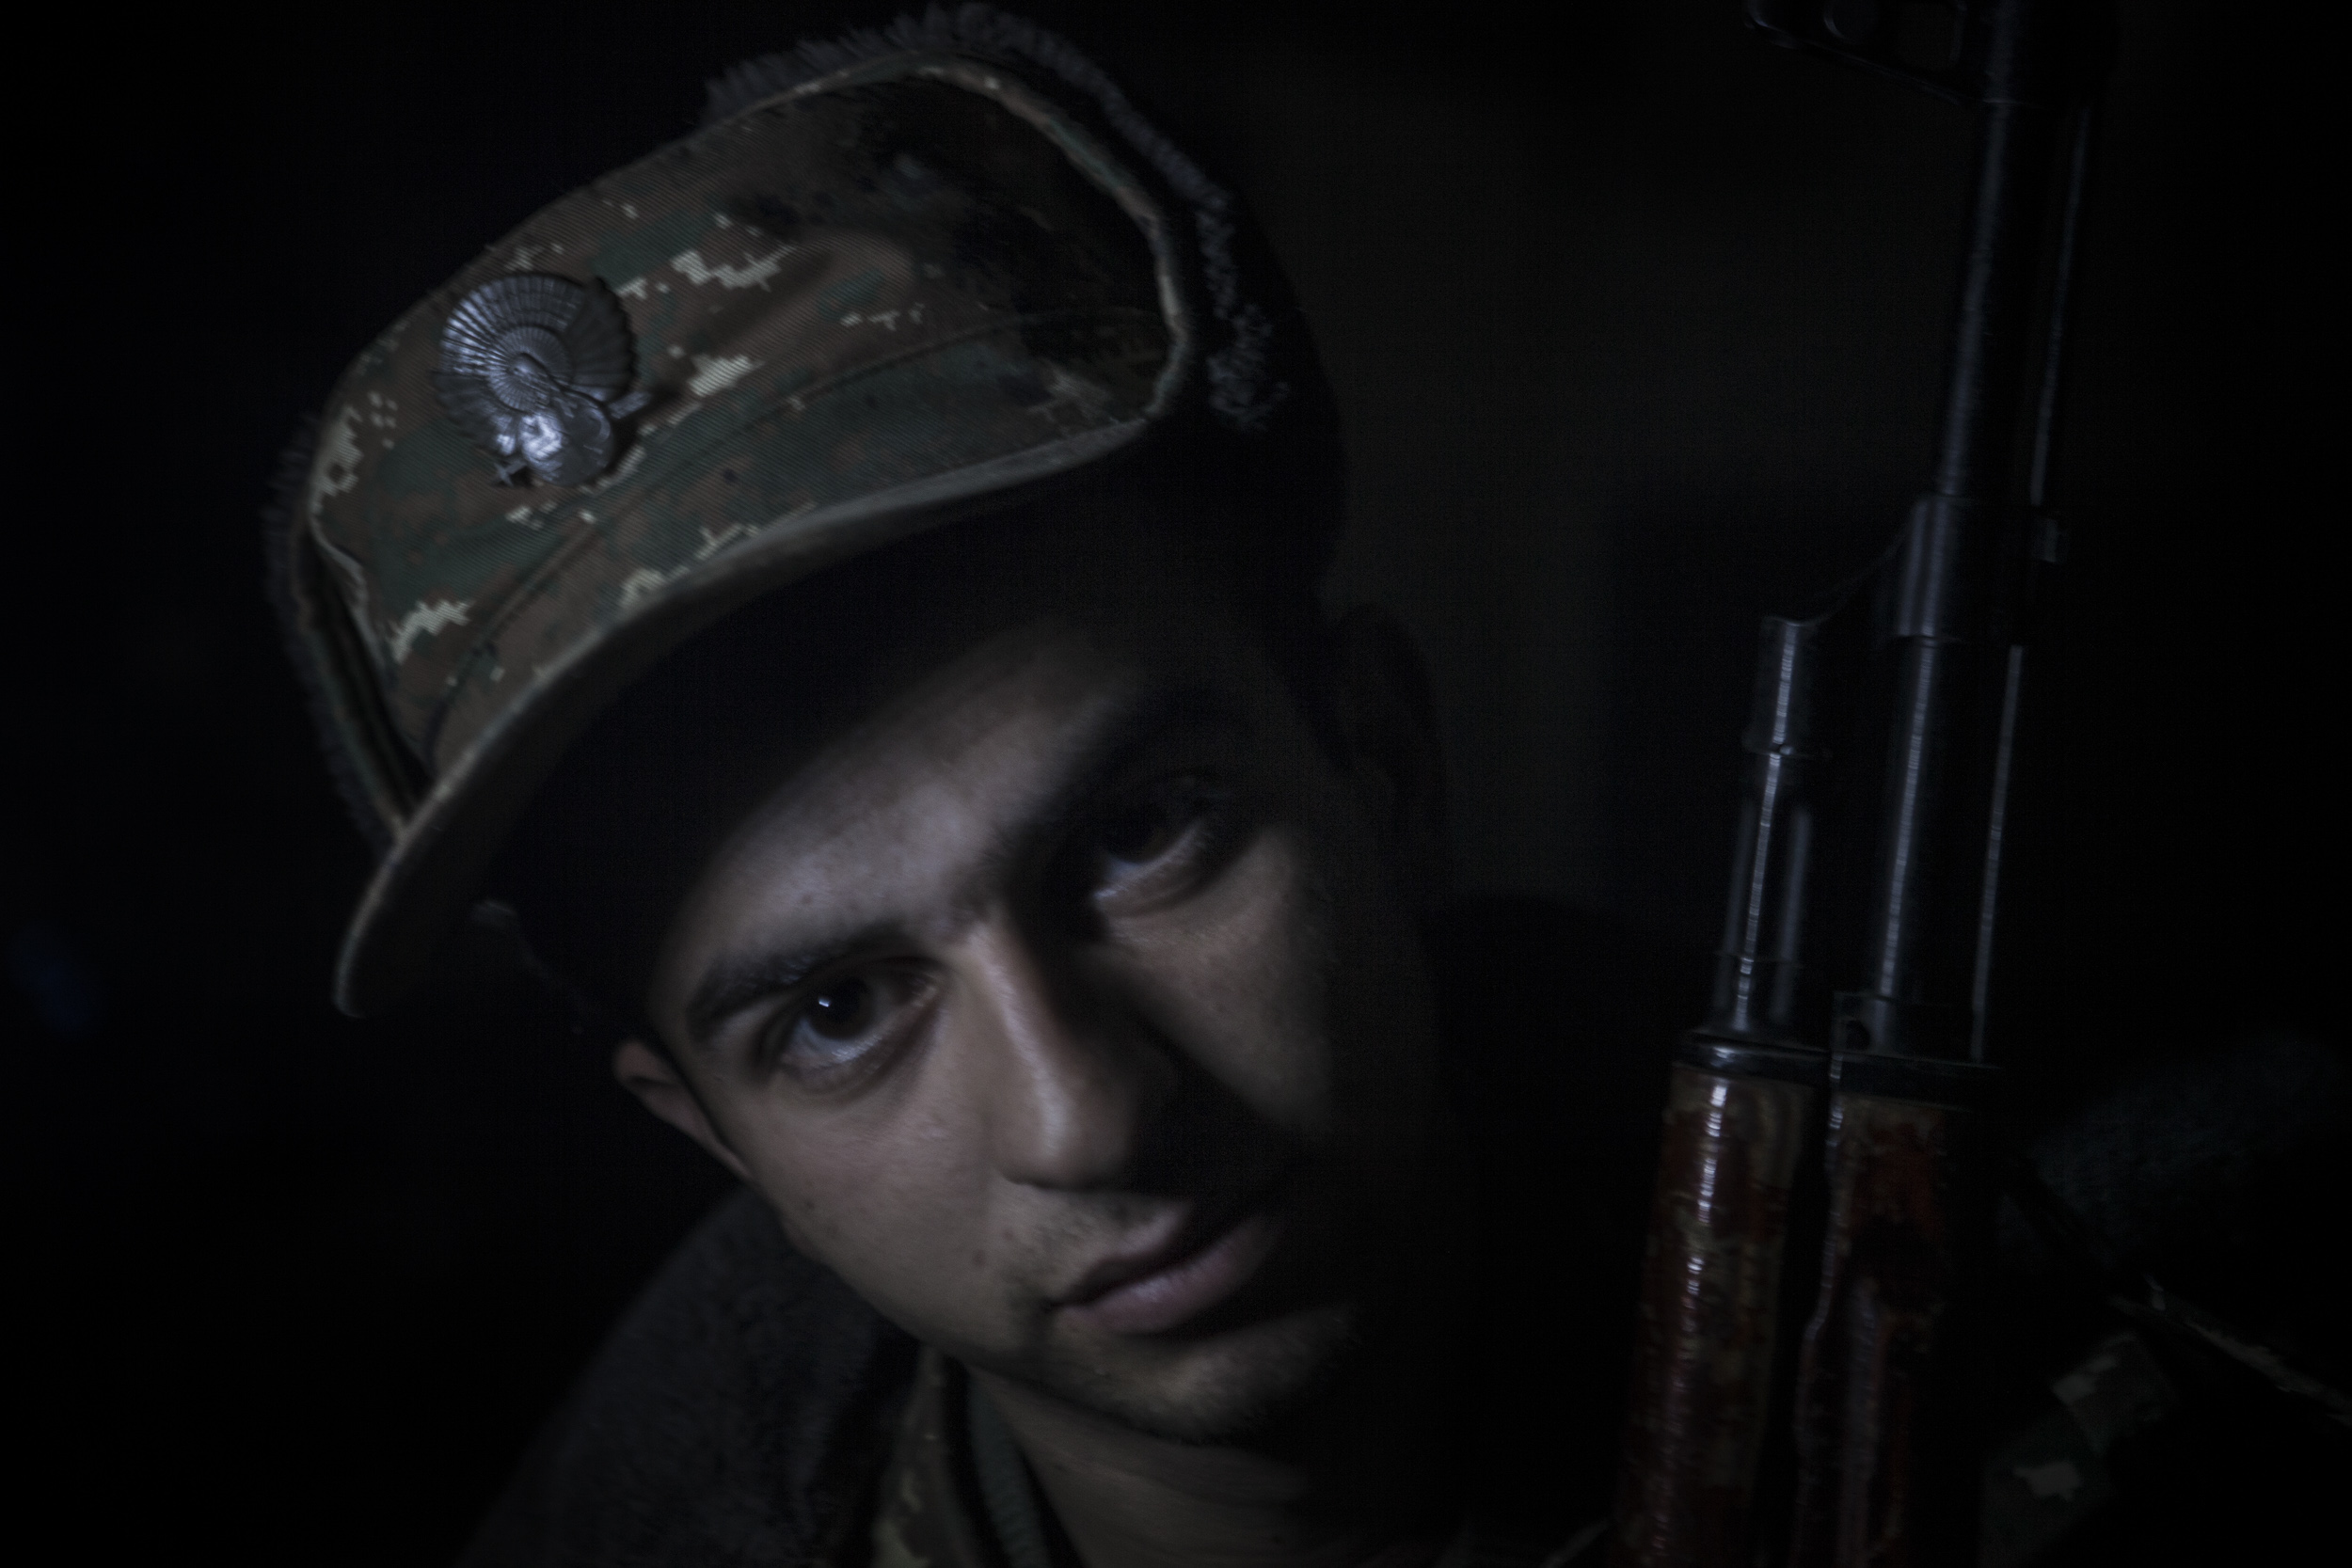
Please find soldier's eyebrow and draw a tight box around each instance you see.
[678,684,1245,1053]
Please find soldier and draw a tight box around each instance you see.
[274,9,1647,1565]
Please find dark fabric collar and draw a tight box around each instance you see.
[453,1189,915,1568]
[867,1346,1607,1568]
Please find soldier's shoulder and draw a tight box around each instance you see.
[455,1189,917,1568]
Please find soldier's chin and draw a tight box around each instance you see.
[1030,1300,1363,1446]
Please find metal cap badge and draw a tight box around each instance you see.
[432,275,650,485]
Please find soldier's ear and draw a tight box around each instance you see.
[612,1037,753,1182]
[1326,605,1448,905]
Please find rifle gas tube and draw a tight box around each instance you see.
[1613,619,1831,1567]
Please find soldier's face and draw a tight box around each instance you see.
[634,582,1445,1442]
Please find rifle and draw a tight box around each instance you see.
[1611,3,2106,1563]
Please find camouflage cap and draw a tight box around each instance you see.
[277,7,1338,1016]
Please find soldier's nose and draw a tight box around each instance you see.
[961,916,1172,1192]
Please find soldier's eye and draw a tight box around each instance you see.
[1089,773,1235,911]
[1101,794,1188,866]
[771,968,933,1081]
[804,978,874,1039]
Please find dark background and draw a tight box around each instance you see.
[5,1,2331,1559]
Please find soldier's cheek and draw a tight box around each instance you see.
[1112,830,1338,1135]
[727,1101,962,1275]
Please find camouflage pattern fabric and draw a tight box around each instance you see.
[860,1351,1033,1568]
[277,26,1293,1014]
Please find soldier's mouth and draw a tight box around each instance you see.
[1056,1204,1290,1337]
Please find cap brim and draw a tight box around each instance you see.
[333,419,1148,1017]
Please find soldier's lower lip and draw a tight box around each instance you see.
[1061,1212,1285,1336]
